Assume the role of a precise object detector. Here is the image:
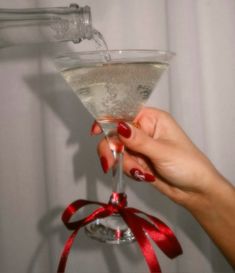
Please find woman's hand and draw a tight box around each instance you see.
[91,107,221,209]
[91,107,235,267]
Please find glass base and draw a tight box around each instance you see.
[85,214,135,244]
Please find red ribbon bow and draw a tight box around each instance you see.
[57,193,182,273]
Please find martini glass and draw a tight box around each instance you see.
[55,49,174,244]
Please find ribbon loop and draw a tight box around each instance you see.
[57,194,182,273]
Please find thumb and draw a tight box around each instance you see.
[117,121,165,161]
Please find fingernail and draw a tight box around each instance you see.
[144,173,156,182]
[90,122,96,135]
[117,122,131,138]
[90,121,99,135]
[100,156,109,173]
[130,168,155,183]
[130,168,145,181]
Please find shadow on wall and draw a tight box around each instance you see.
[24,71,102,188]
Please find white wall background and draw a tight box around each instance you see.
[0,0,234,273]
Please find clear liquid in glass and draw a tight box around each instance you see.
[61,62,168,135]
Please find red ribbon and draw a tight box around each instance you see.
[57,193,182,273]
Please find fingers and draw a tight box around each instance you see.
[91,107,177,182]
[97,137,114,173]
[123,151,156,182]
[117,121,165,163]
[134,107,189,144]
[96,135,156,182]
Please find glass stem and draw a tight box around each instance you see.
[112,150,125,194]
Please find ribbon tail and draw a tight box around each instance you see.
[144,214,183,258]
[126,208,182,259]
[121,211,162,273]
[58,199,114,273]
[57,228,79,273]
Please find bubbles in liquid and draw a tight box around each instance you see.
[61,62,167,127]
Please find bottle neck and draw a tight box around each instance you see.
[0,4,92,48]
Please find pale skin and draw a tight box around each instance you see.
[91,107,235,269]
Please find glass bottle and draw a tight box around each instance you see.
[0,3,92,48]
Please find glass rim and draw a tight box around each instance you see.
[55,49,175,71]
[56,49,175,58]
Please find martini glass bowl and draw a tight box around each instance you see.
[55,49,174,244]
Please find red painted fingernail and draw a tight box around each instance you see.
[90,121,97,135]
[100,156,109,173]
[90,121,102,135]
[144,173,156,182]
[130,168,155,183]
[117,122,131,138]
[130,168,145,181]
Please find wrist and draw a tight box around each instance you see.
[182,163,225,212]
[184,173,235,268]
[185,172,234,220]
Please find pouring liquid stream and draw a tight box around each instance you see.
[92,28,111,62]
